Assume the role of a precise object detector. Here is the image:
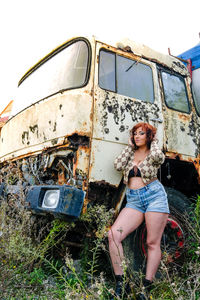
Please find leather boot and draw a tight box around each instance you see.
[143,279,153,293]
[110,275,131,299]
[136,278,153,300]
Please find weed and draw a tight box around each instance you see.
[0,186,199,299]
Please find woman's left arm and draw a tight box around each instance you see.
[150,139,165,165]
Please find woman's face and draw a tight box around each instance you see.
[133,126,147,147]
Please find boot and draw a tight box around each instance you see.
[143,278,153,294]
[110,275,131,299]
[136,278,153,300]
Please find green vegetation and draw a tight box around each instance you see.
[0,190,199,299]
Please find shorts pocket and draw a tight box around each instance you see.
[148,183,160,193]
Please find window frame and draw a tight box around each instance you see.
[191,83,200,117]
[18,37,92,93]
[98,48,155,103]
[160,69,191,114]
[98,49,116,93]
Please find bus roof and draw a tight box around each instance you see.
[178,43,200,70]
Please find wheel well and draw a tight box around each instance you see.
[160,158,200,198]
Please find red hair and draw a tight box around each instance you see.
[130,122,157,149]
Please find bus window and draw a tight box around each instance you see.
[14,39,90,115]
[161,71,190,113]
[99,49,154,103]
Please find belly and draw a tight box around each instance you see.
[128,177,145,189]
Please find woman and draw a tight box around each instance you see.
[108,122,169,299]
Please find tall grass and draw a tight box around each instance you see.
[0,190,199,299]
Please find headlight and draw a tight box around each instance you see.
[42,190,60,209]
[26,185,85,220]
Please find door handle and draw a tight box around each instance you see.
[149,118,163,123]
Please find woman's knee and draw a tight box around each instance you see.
[146,239,160,251]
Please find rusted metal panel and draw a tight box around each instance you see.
[163,110,198,157]
[157,65,200,159]
[0,90,93,162]
[1,36,200,208]
[189,156,200,182]
[89,139,122,186]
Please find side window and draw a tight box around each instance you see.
[99,49,154,103]
[192,84,200,116]
[99,51,115,91]
[161,71,190,113]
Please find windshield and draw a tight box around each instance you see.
[13,39,90,115]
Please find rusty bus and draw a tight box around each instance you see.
[0,36,200,270]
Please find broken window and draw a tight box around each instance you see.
[161,71,190,113]
[99,49,154,103]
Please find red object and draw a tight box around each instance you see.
[170,220,178,229]
[187,59,192,79]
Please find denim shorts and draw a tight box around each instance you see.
[125,180,170,214]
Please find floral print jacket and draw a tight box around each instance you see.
[114,140,165,185]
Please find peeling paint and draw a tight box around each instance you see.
[51,138,58,145]
[101,92,160,132]
[22,131,29,145]
[53,122,57,132]
[43,132,47,141]
[1,35,200,216]
[68,133,89,147]
[29,125,39,137]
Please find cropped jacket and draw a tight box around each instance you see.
[114,140,165,185]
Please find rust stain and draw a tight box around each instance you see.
[67,133,90,147]
[90,110,94,122]
[81,197,89,214]
[4,131,90,163]
[58,170,67,185]
[166,152,185,161]
[166,151,200,184]
[188,155,200,182]
[177,113,190,122]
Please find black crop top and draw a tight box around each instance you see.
[128,166,141,178]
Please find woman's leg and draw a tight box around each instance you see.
[108,207,144,275]
[144,212,168,281]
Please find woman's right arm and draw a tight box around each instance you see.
[114,144,133,171]
[149,139,165,165]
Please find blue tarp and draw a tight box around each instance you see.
[178,43,200,70]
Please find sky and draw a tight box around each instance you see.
[0,0,199,113]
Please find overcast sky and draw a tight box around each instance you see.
[0,0,199,112]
